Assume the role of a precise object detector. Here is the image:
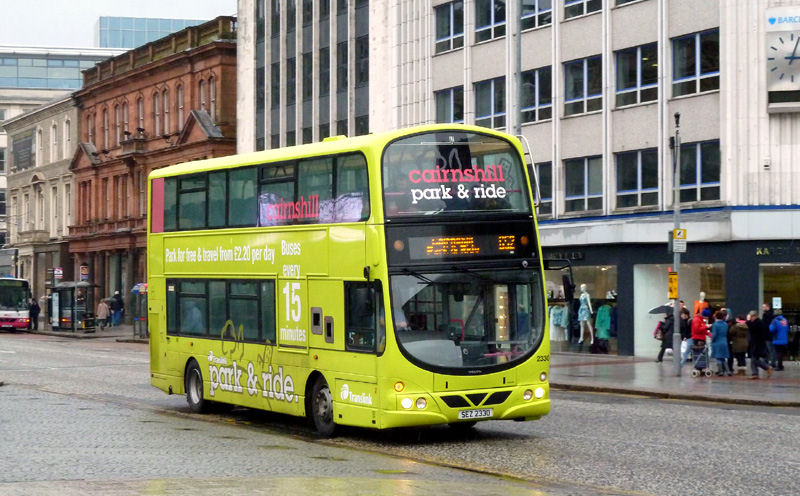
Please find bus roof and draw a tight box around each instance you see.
[148,124,518,179]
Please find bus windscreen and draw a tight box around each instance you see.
[382,131,531,218]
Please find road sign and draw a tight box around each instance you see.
[671,228,687,253]
[54,267,63,280]
[668,272,678,299]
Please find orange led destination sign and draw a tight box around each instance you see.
[407,234,517,260]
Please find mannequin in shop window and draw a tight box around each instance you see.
[578,283,594,345]
[693,291,709,317]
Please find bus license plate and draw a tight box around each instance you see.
[458,408,493,420]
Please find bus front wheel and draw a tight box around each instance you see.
[185,360,207,413]
[310,376,336,437]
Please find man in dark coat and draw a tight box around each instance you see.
[29,297,40,330]
[110,291,124,327]
[746,310,772,379]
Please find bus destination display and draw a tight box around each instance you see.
[407,234,519,260]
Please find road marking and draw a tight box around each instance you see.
[0,350,16,354]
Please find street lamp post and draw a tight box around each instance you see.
[672,113,682,377]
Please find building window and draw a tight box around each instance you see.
[271,62,280,108]
[521,66,552,122]
[337,42,348,93]
[208,77,216,120]
[680,140,720,203]
[287,57,296,106]
[51,123,58,162]
[435,86,464,123]
[536,161,552,216]
[475,0,506,43]
[564,56,602,116]
[303,53,313,101]
[199,79,207,111]
[102,108,109,149]
[320,0,330,19]
[0,148,5,174]
[355,36,369,87]
[177,85,185,129]
[271,0,280,34]
[36,128,43,166]
[63,119,71,158]
[474,77,505,128]
[287,0,296,31]
[616,43,657,107]
[163,89,170,133]
[521,0,552,30]
[616,0,637,5]
[112,104,120,146]
[672,29,719,97]
[435,1,464,54]
[320,47,330,97]
[137,97,144,132]
[303,0,313,25]
[616,148,657,208]
[153,92,161,136]
[564,0,601,20]
[564,155,602,212]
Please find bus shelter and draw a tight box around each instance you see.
[49,281,97,332]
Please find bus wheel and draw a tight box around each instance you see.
[185,360,207,413]
[310,376,336,437]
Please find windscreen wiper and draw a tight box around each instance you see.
[450,265,494,283]
[402,268,432,283]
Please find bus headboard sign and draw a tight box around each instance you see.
[407,234,520,260]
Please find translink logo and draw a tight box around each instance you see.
[339,383,373,405]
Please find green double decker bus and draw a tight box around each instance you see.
[148,124,551,435]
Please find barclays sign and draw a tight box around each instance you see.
[766,7,800,32]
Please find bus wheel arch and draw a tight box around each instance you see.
[184,358,208,413]
[305,372,337,437]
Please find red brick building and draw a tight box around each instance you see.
[70,16,237,316]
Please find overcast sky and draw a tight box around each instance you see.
[0,0,237,48]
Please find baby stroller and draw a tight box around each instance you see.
[690,341,714,378]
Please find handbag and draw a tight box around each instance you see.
[654,321,664,340]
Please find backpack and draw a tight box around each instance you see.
[654,321,664,340]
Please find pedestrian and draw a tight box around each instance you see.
[96,298,110,331]
[710,311,731,376]
[768,310,789,371]
[729,315,749,375]
[656,312,675,363]
[679,307,692,367]
[746,310,773,379]
[28,297,40,330]
[110,290,124,327]
[762,302,777,367]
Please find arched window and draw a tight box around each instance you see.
[121,101,129,138]
[137,97,144,132]
[177,84,185,129]
[114,104,121,146]
[199,79,207,111]
[208,76,216,120]
[153,92,161,136]
[51,123,58,162]
[86,114,94,143]
[63,118,71,158]
[36,128,43,166]
[162,89,170,134]
[102,108,109,149]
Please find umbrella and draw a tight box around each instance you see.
[648,303,674,315]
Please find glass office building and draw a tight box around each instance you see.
[96,17,209,48]
[0,47,120,90]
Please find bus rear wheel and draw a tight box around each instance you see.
[185,360,207,413]
[310,376,336,437]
